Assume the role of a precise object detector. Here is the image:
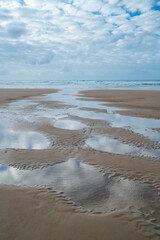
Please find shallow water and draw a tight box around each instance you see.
[0,87,160,154]
[0,120,50,150]
[53,119,86,130]
[32,89,160,143]
[0,159,159,213]
[9,100,37,109]
[86,135,160,159]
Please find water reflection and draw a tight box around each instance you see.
[33,89,160,143]
[9,100,37,109]
[86,135,160,159]
[0,87,160,149]
[40,89,107,110]
[53,119,86,130]
[0,120,50,150]
[0,159,158,213]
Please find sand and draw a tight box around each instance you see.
[79,89,160,119]
[0,89,59,106]
[0,185,149,240]
[0,88,160,240]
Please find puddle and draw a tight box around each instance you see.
[72,108,160,143]
[86,135,160,159]
[0,159,159,213]
[9,100,37,109]
[53,119,86,130]
[0,120,50,150]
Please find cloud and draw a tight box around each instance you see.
[7,22,26,38]
[0,0,159,80]
[0,0,20,8]
[73,0,103,12]
[121,0,154,13]
[0,13,13,21]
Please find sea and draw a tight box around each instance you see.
[0,79,160,90]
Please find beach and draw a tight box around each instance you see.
[0,88,160,240]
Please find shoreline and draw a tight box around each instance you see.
[0,88,160,240]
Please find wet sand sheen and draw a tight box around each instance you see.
[0,185,150,240]
[0,88,160,240]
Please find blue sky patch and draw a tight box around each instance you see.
[92,11,101,15]
[127,10,141,18]
[152,5,160,11]
[20,0,26,6]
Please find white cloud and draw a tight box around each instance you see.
[120,0,154,13]
[73,0,103,12]
[0,0,159,80]
[101,4,125,16]
[0,0,20,9]
[7,22,26,38]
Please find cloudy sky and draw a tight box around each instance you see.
[0,0,160,81]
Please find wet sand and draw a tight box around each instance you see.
[0,185,149,240]
[0,88,160,240]
[79,89,160,119]
[0,89,59,106]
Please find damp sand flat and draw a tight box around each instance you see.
[79,89,160,112]
[0,185,150,240]
[0,88,160,240]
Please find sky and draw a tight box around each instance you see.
[0,0,160,81]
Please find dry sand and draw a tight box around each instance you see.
[0,88,160,240]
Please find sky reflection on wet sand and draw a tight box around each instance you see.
[86,135,160,159]
[0,159,159,213]
[0,119,50,150]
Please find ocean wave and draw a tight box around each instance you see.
[0,80,160,89]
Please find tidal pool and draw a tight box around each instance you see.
[0,159,159,213]
[0,120,50,150]
[86,135,160,159]
[53,119,86,130]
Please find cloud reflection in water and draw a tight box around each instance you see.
[86,135,160,159]
[0,159,158,213]
[0,121,50,149]
[53,119,86,130]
